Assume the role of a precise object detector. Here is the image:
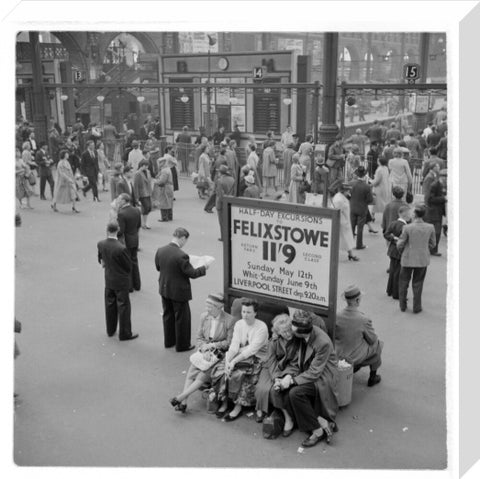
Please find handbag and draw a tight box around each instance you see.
[27,171,36,186]
[189,349,222,372]
[263,409,285,439]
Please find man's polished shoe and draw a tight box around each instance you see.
[177,345,195,352]
[367,374,382,387]
[301,432,323,448]
[431,252,442,256]
[355,245,367,250]
[204,209,214,214]
[413,308,423,314]
[119,333,139,341]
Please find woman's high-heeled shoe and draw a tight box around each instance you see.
[176,403,187,413]
[348,254,359,261]
[72,207,80,213]
[51,204,58,212]
[169,397,181,409]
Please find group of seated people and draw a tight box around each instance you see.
[169,287,383,449]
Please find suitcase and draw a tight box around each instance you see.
[262,409,285,439]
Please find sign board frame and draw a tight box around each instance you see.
[223,197,340,339]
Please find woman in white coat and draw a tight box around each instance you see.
[388,147,412,201]
[371,156,391,214]
[329,179,358,261]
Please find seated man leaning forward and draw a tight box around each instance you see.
[210,298,269,422]
[269,312,339,448]
[335,285,383,387]
[169,292,235,413]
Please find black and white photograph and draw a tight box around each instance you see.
[5,1,472,477]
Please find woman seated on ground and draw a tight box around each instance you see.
[210,298,269,422]
[169,293,235,413]
[254,314,298,431]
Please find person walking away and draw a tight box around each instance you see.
[425,169,447,256]
[349,166,374,250]
[388,147,412,201]
[164,146,179,196]
[51,149,79,213]
[35,142,55,200]
[80,140,100,202]
[97,221,138,341]
[133,159,153,229]
[397,205,436,313]
[384,206,411,299]
[116,193,142,292]
[215,165,236,241]
[282,141,295,191]
[371,156,391,214]
[154,227,209,352]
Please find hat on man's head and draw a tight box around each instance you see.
[292,310,313,334]
[219,165,229,174]
[206,292,224,307]
[113,162,123,171]
[335,133,343,141]
[342,285,363,300]
[132,140,139,147]
[245,174,255,184]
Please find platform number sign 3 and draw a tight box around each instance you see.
[404,64,420,84]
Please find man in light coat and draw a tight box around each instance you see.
[397,205,436,313]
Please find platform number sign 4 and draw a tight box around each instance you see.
[404,64,420,84]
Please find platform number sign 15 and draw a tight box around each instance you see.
[404,64,420,84]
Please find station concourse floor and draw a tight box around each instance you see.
[13,178,448,469]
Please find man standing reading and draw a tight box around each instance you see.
[154,228,209,352]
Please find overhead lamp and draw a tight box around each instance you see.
[180,94,189,103]
[137,95,145,102]
[283,98,292,106]
[60,94,69,101]
[96,95,105,102]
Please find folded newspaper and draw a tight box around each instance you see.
[189,255,215,269]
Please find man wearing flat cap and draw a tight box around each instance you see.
[335,285,383,387]
[215,164,236,241]
[349,166,374,250]
[269,311,339,448]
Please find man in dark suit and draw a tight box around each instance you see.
[35,142,55,200]
[381,186,408,233]
[425,170,447,256]
[349,166,374,250]
[97,221,138,341]
[117,193,142,292]
[335,285,383,385]
[383,206,412,299]
[116,165,137,205]
[81,140,100,201]
[397,205,436,313]
[154,227,209,352]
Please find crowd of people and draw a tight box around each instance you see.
[16,106,447,448]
